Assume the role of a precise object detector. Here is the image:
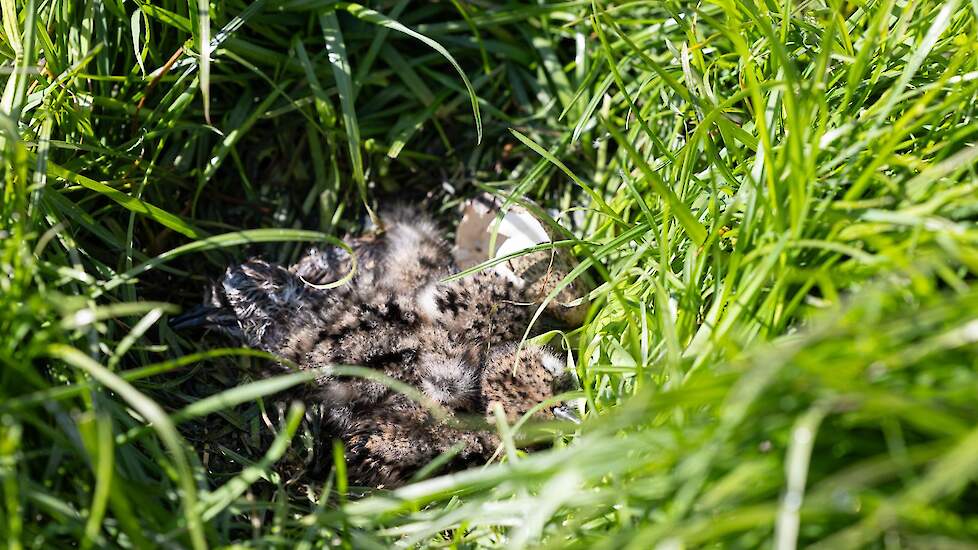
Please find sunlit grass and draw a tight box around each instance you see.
[2,0,978,547]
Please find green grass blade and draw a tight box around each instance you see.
[340,2,482,144]
[45,344,207,550]
[45,160,201,239]
[320,12,373,223]
[604,121,708,245]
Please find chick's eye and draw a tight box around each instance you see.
[552,371,576,394]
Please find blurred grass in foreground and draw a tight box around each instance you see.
[2,0,978,547]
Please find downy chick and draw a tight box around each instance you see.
[172,201,585,487]
[338,343,574,488]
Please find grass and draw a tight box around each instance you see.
[2,0,978,547]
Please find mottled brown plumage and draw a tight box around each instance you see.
[340,344,568,487]
[173,199,586,487]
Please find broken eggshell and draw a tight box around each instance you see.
[453,194,589,326]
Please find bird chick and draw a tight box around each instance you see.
[173,200,585,488]
[339,392,497,488]
[336,342,575,488]
[172,258,327,356]
[480,343,572,422]
[291,204,453,293]
[453,194,590,326]
[417,347,482,410]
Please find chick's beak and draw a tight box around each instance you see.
[169,305,235,331]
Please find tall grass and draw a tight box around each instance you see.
[2,0,978,547]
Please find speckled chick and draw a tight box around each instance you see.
[173,203,583,488]
[339,343,569,488]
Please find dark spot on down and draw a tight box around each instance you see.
[419,256,440,269]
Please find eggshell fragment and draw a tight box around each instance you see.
[453,194,588,326]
